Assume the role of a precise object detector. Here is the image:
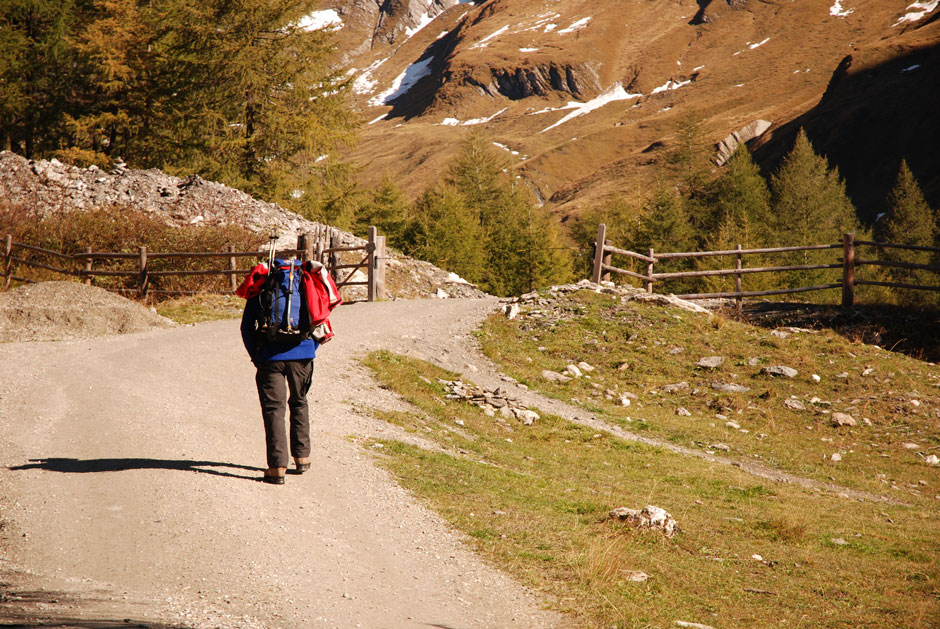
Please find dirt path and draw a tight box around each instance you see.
[0,297,563,628]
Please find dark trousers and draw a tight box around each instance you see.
[254,359,314,469]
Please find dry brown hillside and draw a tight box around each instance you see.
[325,0,939,221]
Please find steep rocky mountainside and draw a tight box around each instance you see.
[0,151,486,300]
[325,0,939,221]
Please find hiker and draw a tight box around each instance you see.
[236,243,341,485]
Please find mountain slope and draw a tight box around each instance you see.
[324,0,940,219]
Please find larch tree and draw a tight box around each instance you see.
[769,129,858,290]
[877,160,937,307]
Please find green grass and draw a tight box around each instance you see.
[358,290,940,627]
[156,294,244,324]
[478,290,940,503]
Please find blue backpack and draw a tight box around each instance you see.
[257,258,311,343]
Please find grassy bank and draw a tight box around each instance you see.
[359,289,939,627]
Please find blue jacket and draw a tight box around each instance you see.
[240,298,319,363]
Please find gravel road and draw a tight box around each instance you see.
[0,297,564,628]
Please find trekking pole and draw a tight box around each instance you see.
[266,234,277,271]
[286,256,296,333]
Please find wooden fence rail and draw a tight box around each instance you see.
[591,224,940,312]
[2,228,386,302]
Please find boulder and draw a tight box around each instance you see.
[761,365,798,378]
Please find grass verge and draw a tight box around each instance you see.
[361,349,939,628]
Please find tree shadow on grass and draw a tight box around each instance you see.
[7,458,263,481]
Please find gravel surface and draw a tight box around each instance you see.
[0,295,564,628]
[0,281,177,342]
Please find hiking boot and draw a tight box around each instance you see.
[294,457,311,474]
[263,467,287,485]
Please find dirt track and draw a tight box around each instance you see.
[0,297,564,628]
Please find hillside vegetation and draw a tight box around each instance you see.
[362,287,940,627]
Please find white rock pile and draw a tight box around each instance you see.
[439,379,540,425]
[609,505,678,537]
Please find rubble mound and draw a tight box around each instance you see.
[0,281,177,342]
[0,151,489,300]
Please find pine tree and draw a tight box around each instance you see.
[635,182,695,293]
[353,176,409,246]
[407,184,486,284]
[770,129,859,291]
[878,161,937,307]
[571,194,645,281]
[698,146,774,293]
[446,128,510,226]
[0,0,87,157]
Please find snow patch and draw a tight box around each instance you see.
[520,47,539,52]
[558,17,591,34]
[353,58,389,95]
[829,0,854,17]
[447,272,469,284]
[439,108,508,127]
[367,114,388,125]
[544,23,557,32]
[901,64,921,72]
[749,37,770,49]
[651,78,692,94]
[895,1,938,25]
[297,9,343,31]
[540,83,642,133]
[472,25,510,49]
[441,118,460,126]
[369,56,435,106]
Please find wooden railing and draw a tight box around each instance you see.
[3,226,387,302]
[591,224,940,311]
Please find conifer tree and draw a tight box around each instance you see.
[878,161,937,307]
[770,129,859,291]
[407,184,486,284]
[0,0,86,156]
[353,176,409,247]
[698,146,774,292]
[446,128,510,226]
[571,194,644,280]
[635,182,695,293]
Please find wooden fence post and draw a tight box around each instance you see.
[3,234,12,290]
[228,245,237,292]
[375,234,386,301]
[591,223,606,283]
[303,232,314,263]
[842,232,855,309]
[84,246,93,285]
[735,244,743,315]
[367,226,377,301]
[603,240,612,282]
[138,245,148,298]
[646,248,655,294]
[329,229,340,283]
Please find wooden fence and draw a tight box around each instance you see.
[3,226,387,302]
[591,224,940,312]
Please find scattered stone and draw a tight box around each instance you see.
[831,412,856,427]
[435,288,448,299]
[504,303,519,319]
[541,370,572,383]
[862,418,873,426]
[696,356,724,369]
[676,407,692,416]
[674,621,715,629]
[609,505,678,537]
[668,346,685,355]
[439,379,540,426]
[862,367,874,376]
[761,365,798,378]
[771,330,789,338]
[831,453,842,462]
[902,442,921,450]
[725,421,741,430]
[565,364,583,378]
[711,443,730,451]
[831,538,848,545]
[577,361,595,372]
[662,382,690,394]
[715,413,728,421]
[783,399,805,411]
[618,396,632,407]
[751,554,763,561]
[925,455,939,465]
[812,374,821,382]
[836,372,849,379]
[617,362,631,371]
[621,570,649,582]
[711,382,750,393]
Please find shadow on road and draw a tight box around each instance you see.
[7,458,262,481]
